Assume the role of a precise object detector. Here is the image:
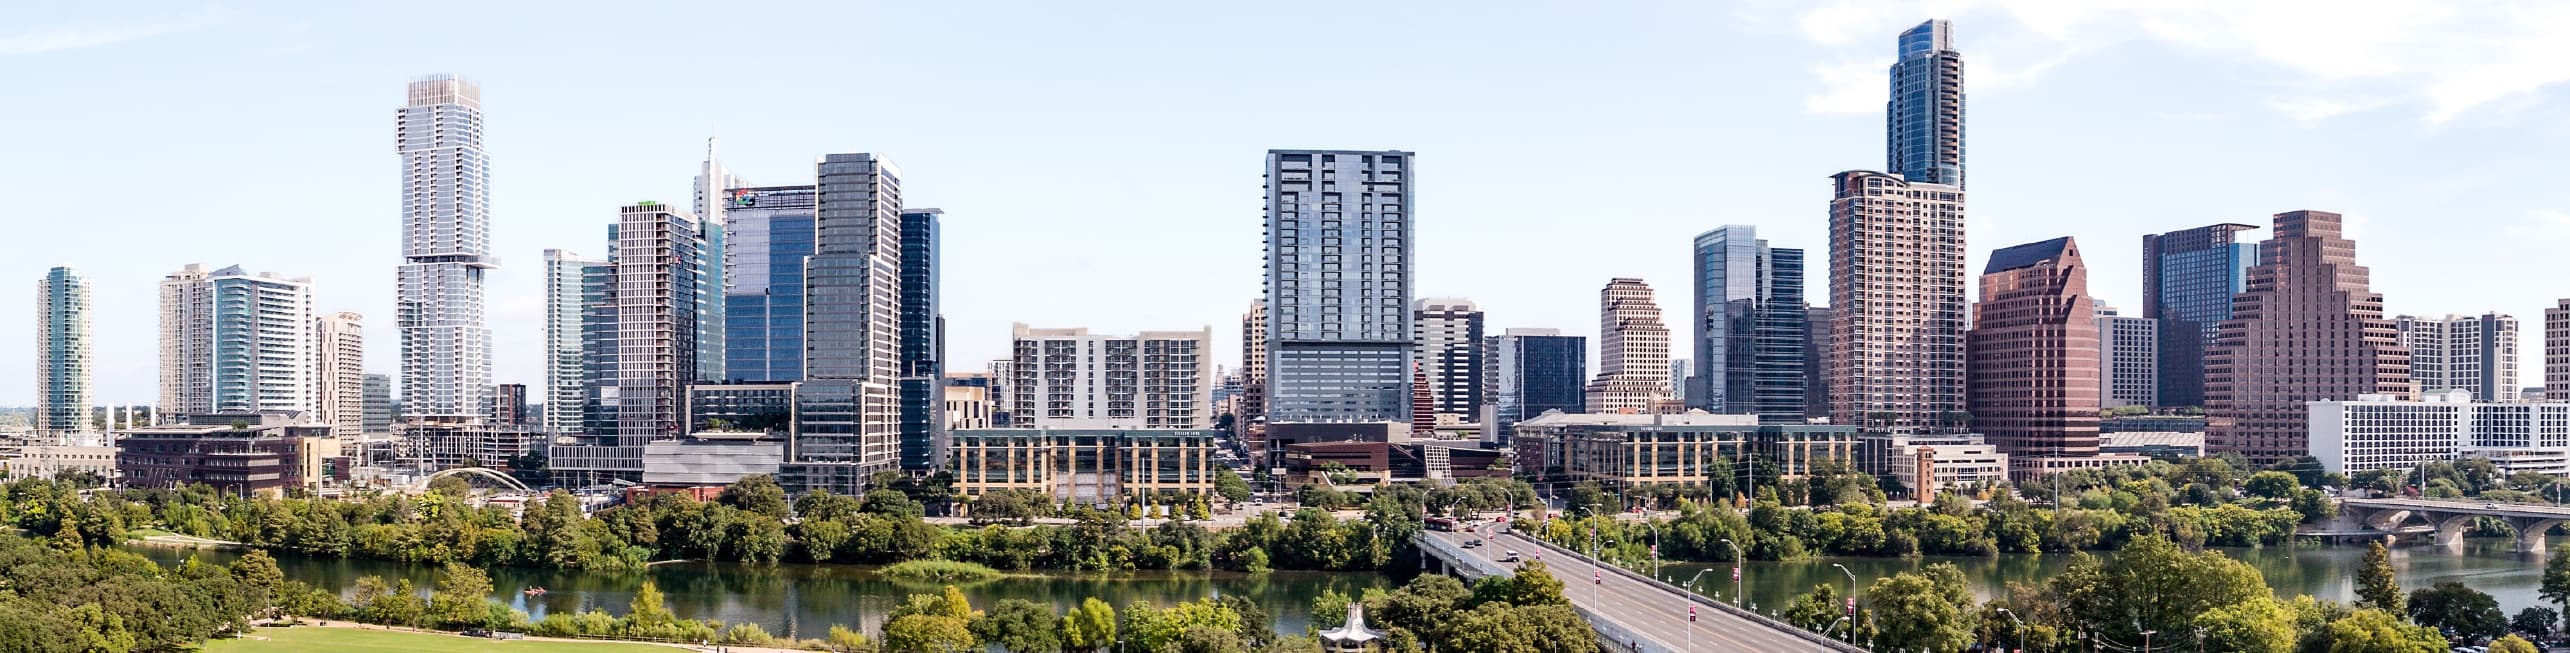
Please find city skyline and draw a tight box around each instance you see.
[12,3,2570,404]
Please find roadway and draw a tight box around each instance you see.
[1419,526,1851,653]
[2342,496,2570,519]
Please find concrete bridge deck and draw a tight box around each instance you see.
[1416,527,1860,652]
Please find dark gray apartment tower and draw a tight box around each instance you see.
[898,208,945,473]
[791,153,905,494]
[1262,150,1414,424]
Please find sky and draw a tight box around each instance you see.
[8,1,2570,405]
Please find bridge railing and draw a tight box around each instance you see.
[1516,534,1866,653]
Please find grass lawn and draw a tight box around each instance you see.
[206,627,680,653]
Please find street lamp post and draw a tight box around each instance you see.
[2141,629,2158,652]
[1997,607,2025,653]
[1719,538,1745,608]
[1682,568,1717,653]
[1833,563,1866,652]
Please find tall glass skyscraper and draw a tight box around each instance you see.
[395,75,495,419]
[1888,19,1964,188]
[1262,149,1414,423]
[543,249,609,435]
[720,186,819,382]
[693,142,735,384]
[1691,226,1809,423]
[1486,328,1585,438]
[35,267,91,434]
[1412,298,1484,422]
[2141,223,2260,406]
[898,208,944,472]
[792,153,905,492]
[159,264,316,417]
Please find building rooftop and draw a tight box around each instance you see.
[1984,237,2074,274]
[1515,410,1760,428]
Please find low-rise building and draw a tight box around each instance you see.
[8,433,116,481]
[1858,433,2009,498]
[944,384,992,430]
[1508,411,1857,487]
[642,432,786,487]
[951,428,1218,503]
[2098,431,2206,459]
[2309,390,2570,474]
[1281,440,1506,484]
[117,412,337,496]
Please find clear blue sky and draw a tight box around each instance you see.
[9,1,2570,405]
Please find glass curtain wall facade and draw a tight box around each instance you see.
[543,249,608,435]
[1262,150,1414,424]
[720,186,818,382]
[792,153,904,493]
[1690,225,1809,422]
[36,267,92,434]
[394,75,495,419]
[1487,329,1586,435]
[2141,223,2260,407]
[1888,20,1964,188]
[899,208,945,472]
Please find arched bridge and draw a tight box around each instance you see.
[2342,497,2570,552]
[408,467,532,493]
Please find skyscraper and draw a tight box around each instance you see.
[612,203,710,441]
[2396,313,2517,402]
[1412,298,1485,423]
[395,74,494,420]
[1487,328,1586,432]
[362,374,395,433]
[159,264,316,417]
[1239,299,1267,423]
[315,312,365,435]
[2096,304,2159,409]
[1888,19,1964,188]
[1966,238,2101,466]
[899,208,945,472]
[721,186,818,382]
[792,153,905,491]
[542,249,610,435]
[1586,278,1673,413]
[1690,225,1810,422]
[1262,149,1414,424]
[2206,210,2411,463]
[693,140,736,384]
[1827,171,1967,434]
[1006,324,1210,429]
[2141,223,2261,407]
[2549,300,2570,399]
[35,267,91,434]
[1803,306,1833,420]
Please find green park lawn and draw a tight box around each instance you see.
[206,627,682,653]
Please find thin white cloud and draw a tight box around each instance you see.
[1806,58,1887,114]
[1780,0,2570,124]
[0,10,224,55]
[2504,210,2570,242]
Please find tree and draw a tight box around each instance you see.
[2194,596,2298,653]
[2409,581,2506,643]
[1059,597,1117,652]
[1215,469,1254,504]
[1430,603,1594,653]
[2050,535,2270,646]
[427,474,473,497]
[884,614,977,653]
[229,549,286,614]
[718,474,791,519]
[429,562,496,628]
[826,624,873,653]
[797,489,862,522]
[865,489,927,520]
[1779,583,1848,634]
[1867,564,1976,653]
[2319,609,2448,653]
[1471,560,1569,607]
[2244,471,2301,499]
[1123,599,1243,652]
[2491,634,2541,653]
[2544,543,2570,619]
[972,598,1061,653]
[2358,541,2404,614]
[2513,606,2557,640]
[625,581,677,636]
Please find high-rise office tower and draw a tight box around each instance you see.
[362,374,395,433]
[1412,298,1485,423]
[1262,149,1414,423]
[793,153,905,490]
[987,358,1015,427]
[1888,19,1965,188]
[1007,325,1211,428]
[612,203,711,441]
[2140,223,2260,407]
[1827,171,1967,434]
[1239,299,1267,423]
[1586,278,1673,413]
[2206,210,2411,463]
[693,140,736,384]
[1487,328,1586,429]
[1690,225,1810,422]
[493,383,528,426]
[2096,304,2159,409]
[1669,358,1690,406]
[1803,306,1833,420]
[395,74,494,420]
[315,311,365,435]
[2549,300,2570,399]
[898,208,945,472]
[158,264,316,417]
[542,249,610,434]
[721,186,818,382]
[1966,238,2101,463]
[2396,313,2517,402]
[35,267,92,434]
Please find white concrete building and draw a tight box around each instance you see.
[2097,304,2158,408]
[1859,433,2009,497]
[158,264,316,419]
[2398,313,2518,404]
[2309,390,2570,474]
[314,312,364,435]
[8,433,115,481]
[1007,324,1212,429]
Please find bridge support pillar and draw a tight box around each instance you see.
[2515,518,2565,554]
[2434,516,2469,549]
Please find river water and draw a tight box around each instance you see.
[1655,538,2549,618]
[128,546,1394,639]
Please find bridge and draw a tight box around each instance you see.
[1416,528,1860,653]
[2340,497,2570,552]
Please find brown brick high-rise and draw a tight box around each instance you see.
[1967,237,2101,463]
[2206,210,2410,464]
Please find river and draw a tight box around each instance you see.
[127,546,1394,640]
[1656,538,2550,618]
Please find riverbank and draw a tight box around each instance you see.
[210,624,689,653]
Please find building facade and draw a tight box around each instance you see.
[1888,19,1964,188]
[362,374,395,433]
[790,153,907,492]
[2207,211,2411,464]
[2097,304,2158,408]
[719,186,818,382]
[1587,278,1674,413]
[1510,412,1858,488]
[2309,390,2570,475]
[118,412,337,497]
[1966,237,2102,468]
[314,312,365,435]
[1857,433,2009,497]
[951,428,1219,502]
[1262,149,1414,423]
[159,264,317,418]
[899,208,945,473]
[2551,300,2570,400]
[1690,225,1810,422]
[1007,325,1211,429]
[542,249,610,435]
[35,267,92,434]
[1826,171,1967,434]
[1486,328,1585,436]
[1412,298,1484,424]
[2398,313,2518,402]
[2141,223,2260,407]
[612,202,711,442]
[1803,306,1833,420]
[395,75,495,420]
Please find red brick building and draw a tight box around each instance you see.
[1967,237,2103,473]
